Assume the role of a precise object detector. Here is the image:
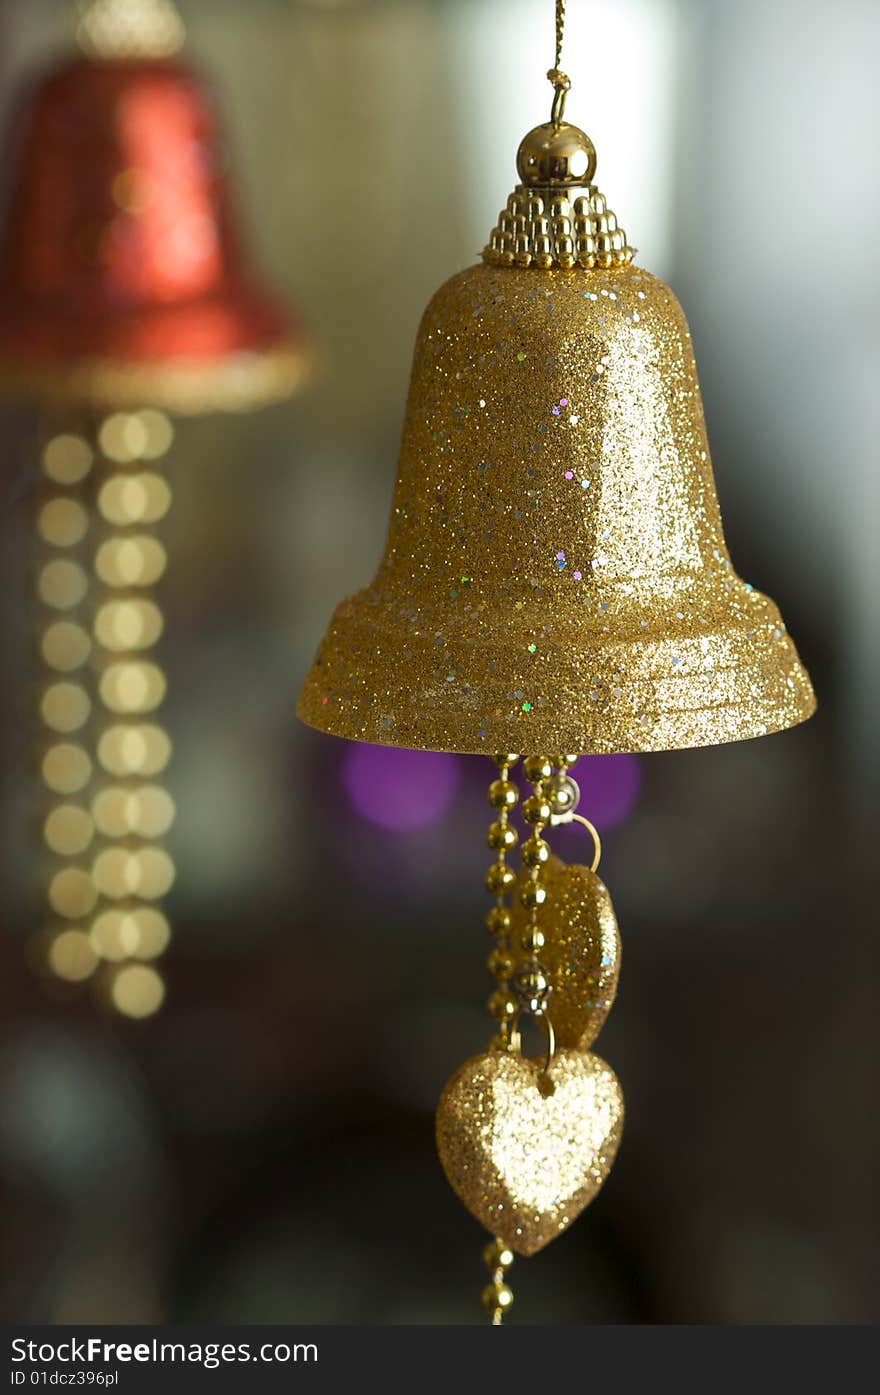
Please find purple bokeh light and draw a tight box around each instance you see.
[342,743,462,831]
[568,754,642,828]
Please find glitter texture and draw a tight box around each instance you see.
[435,1047,624,1256]
[298,263,815,754]
[509,857,620,1050]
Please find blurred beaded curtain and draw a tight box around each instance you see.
[0,0,304,1016]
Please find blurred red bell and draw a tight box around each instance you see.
[0,0,305,410]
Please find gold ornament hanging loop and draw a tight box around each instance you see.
[547,68,571,127]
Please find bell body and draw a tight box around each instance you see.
[0,56,301,409]
[298,262,815,754]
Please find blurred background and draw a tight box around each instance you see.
[0,0,876,1324]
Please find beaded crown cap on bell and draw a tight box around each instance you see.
[484,86,633,271]
[298,71,815,755]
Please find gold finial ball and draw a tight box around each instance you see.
[516,122,597,187]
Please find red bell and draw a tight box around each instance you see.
[0,0,304,410]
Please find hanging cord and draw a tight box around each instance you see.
[555,0,566,69]
[547,0,571,125]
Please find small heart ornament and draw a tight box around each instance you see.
[436,1048,624,1255]
[510,857,621,1049]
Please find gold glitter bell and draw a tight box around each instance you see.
[298,103,813,757]
[298,4,816,1325]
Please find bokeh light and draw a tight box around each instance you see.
[40,681,91,734]
[41,742,93,794]
[37,497,88,548]
[342,743,461,831]
[97,723,172,777]
[47,929,98,982]
[569,754,643,828]
[41,620,91,671]
[99,660,167,714]
[48,867,98,919]
[98,412,150,464]
[43,805,95,857]
[91,846,176,901]
[91,785,175,839]
[98,472,171,527]
[42,433,94,484]
[131,848,176,899]
[90,907,171,963]
[91,848,141,899]
[126,785,175,838]
[93,598,164,652]
[110,964,166,1019]
[128,907,171,960]
[38,559,89,609]
[89,909,140,961]
[95,536,167,588]
[136,409,174,459]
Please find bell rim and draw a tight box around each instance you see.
[0,337,308,413]
[297,691,816,758]
[297,588,817,757]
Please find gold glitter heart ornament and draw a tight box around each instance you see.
[436,1048,624,1256]
[510,857,621,1049]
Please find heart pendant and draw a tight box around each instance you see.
[436,1048,624,1256]
[511,857,621,1049]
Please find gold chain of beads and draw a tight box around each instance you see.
[480,752,558,1325]
[485,753,520,1051]
[481,752,520,1324]
[510,755,554,1019]
[481,1238,515,1326]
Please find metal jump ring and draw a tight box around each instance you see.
[570,812,602,872]
[508,1008,557,1081]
